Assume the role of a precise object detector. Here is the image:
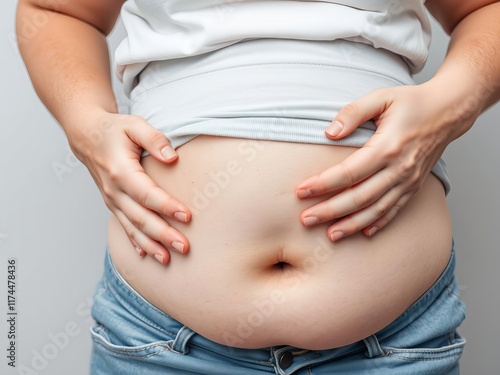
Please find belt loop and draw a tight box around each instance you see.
[170,326,196,354]
[363,334,385,358]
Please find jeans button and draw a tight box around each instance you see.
[279,351,293,369]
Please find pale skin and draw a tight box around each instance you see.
[16,0,500,263]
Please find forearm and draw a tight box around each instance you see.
[16,3,118,151]
[426,2,500,139]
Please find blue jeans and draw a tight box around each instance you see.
[90,243,466,374]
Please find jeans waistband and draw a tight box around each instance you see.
[101,241,456,373]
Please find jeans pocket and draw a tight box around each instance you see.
[381,331,466,362]
[90,323,174,359]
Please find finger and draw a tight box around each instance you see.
[325,88,390,139]
[114,210,171,264]
[119,193,189,255]
[128,237,146,257]
[296,144,385,197]
[123,171,192,223]
[301,169,395,226]
[326,189,413,241]
[125,117,179,163]
[362,192,414,237]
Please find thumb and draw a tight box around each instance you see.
[325,89,389,139]
[130,117,178,163]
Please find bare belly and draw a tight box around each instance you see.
[107,135,452,350]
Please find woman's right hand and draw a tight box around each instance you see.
[68,109,191,264]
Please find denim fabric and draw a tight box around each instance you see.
[90,243,465,374]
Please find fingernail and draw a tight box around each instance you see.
[172,241,185,253]
[154,253,165,263]
[174,211,188,222]
[330,231,345,241]
[134,246,143,256]
[368,227,378,236]
[296,188,312,198]
[161,146,177,160]
[326,121,343,137]
[303,216,320,226]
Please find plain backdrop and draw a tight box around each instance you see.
[1,2,499,374]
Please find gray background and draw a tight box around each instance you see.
[1,3,499,374]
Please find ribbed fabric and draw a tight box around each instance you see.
[129,38,451,194]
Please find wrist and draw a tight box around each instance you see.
[422,69,484,142]
[64,108,119,161]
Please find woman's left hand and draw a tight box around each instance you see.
[296,82,475,241]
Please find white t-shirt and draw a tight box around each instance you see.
[115,0,431,96]
[113,0,450,194]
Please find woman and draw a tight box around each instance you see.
[16,0,500,373]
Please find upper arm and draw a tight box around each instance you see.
[425,0,498,35]
[18,0,126,35]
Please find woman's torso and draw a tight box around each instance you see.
[108,2,451,350]
[108,135,452,350]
